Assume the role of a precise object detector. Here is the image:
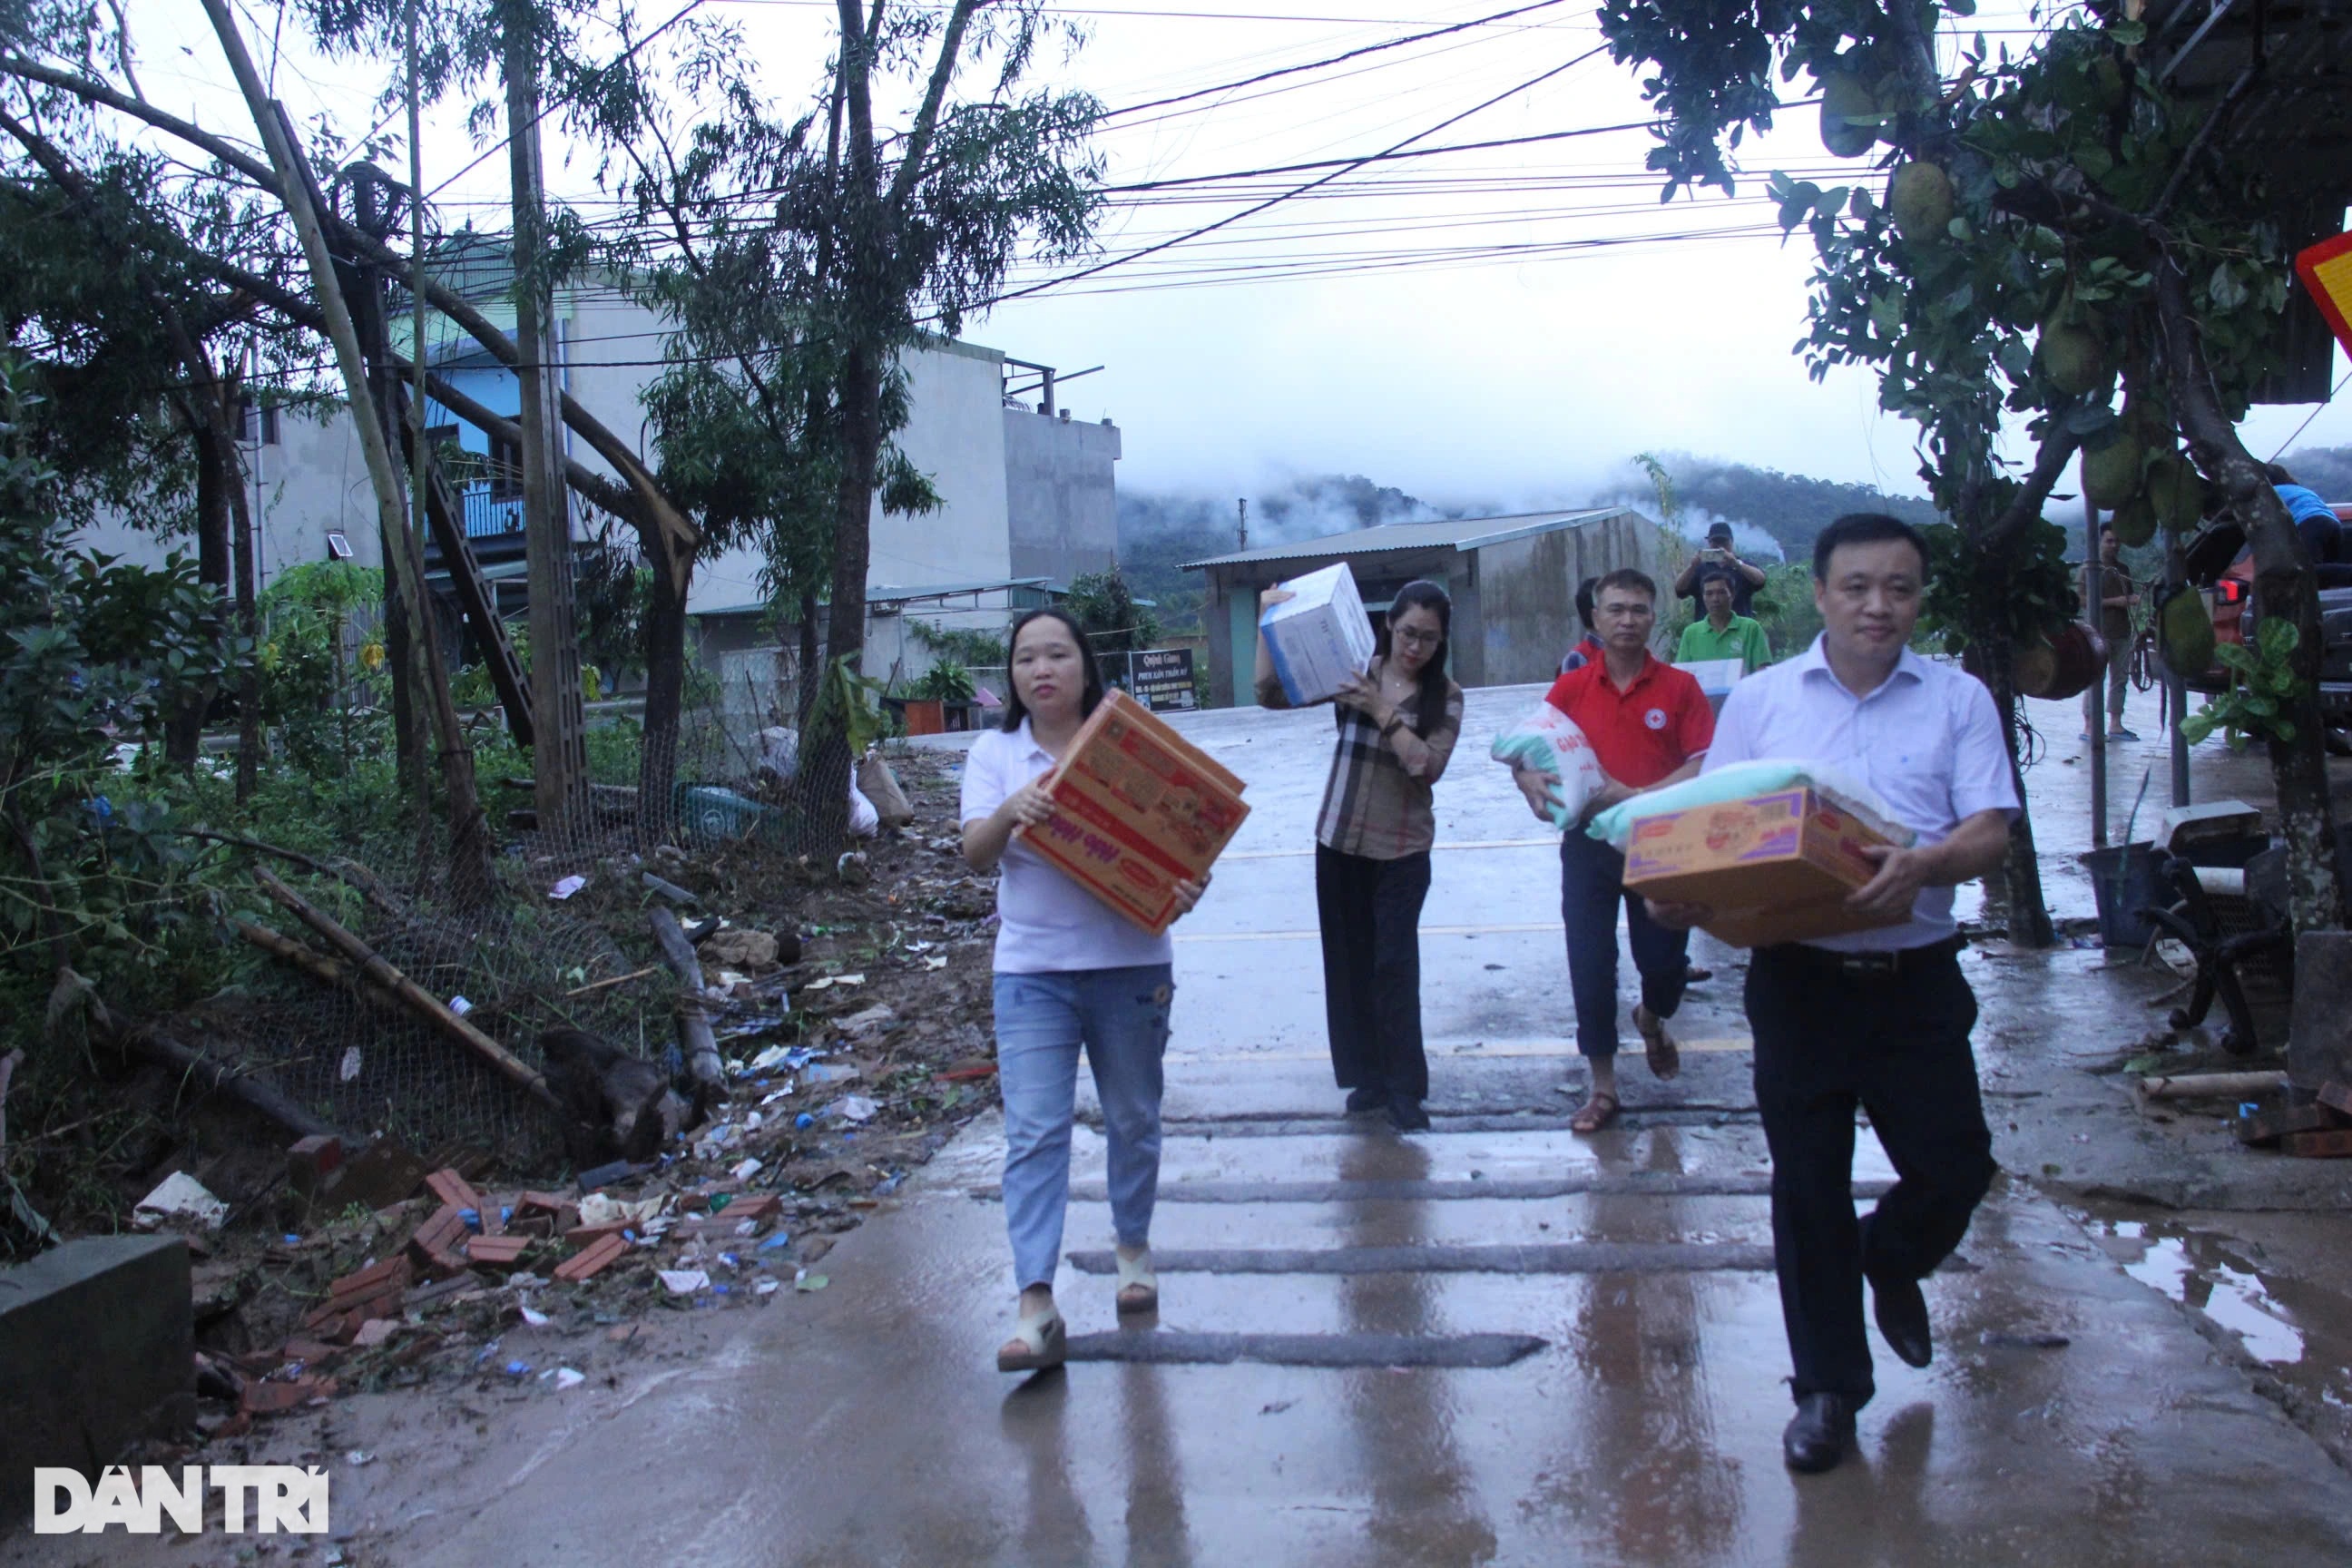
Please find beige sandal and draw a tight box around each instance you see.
[996,1306,1067,1373]
[1114,1249,1159,1315]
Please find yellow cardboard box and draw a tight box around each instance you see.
[1017,691,1250,933]
[1619,787,1906,948]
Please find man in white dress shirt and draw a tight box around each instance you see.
[1649,513,2018,1475]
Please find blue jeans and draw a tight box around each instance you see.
[994,965,1175,1290]
[1560,829,1689,1059]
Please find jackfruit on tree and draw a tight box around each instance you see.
[2146,453,2208,534]
[1819,74,1879,158]
[2082,434,2144,509]
[1886,161,1955,243]
[2039,322,2111,397]
[2160,585,2215,676]
[2109,495,2158,548]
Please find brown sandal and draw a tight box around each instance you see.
[1571,1091,1621,1134]
[1636,1004,1681,1081]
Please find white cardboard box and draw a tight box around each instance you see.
[1676,656,1744,714]
[1260,563,1377,705]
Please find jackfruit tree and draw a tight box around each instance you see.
[1598,0,2345,937]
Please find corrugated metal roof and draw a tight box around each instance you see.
[1179,507,1641,571]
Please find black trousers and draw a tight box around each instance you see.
[1315,844,1432,1102]
[1747,943,1996,1406]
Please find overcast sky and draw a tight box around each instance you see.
[126,0,2352,513]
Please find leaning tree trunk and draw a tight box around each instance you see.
[2158,263,2345,931]
[637,537,692,847]
[797,585,821,728]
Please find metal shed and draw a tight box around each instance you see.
[1183,506,1678,707]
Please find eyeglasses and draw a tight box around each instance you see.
[1393,627,1443,649]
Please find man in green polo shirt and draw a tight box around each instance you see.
[1676,569,1771,671]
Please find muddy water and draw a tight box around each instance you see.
[2081,1207,2352,1465]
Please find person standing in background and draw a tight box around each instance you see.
[2081,524,2139,742]
[1257,579,1465,1133]
[1561,576,1603,674]
[1673,520,1767,616]
[1676,569,1772,672]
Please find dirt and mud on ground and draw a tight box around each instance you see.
[86,744,1006,1479]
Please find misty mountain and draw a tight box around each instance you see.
[1591,456,1942,564]
[2279,445,2352,497]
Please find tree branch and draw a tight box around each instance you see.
[1980,417,2085,552]
[887,0,985,215]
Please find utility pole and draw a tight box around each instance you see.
[1237,497,1248,552]
[504,0,590,834]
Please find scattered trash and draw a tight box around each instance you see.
[132,1172,229,1231]
[701,927,781,971]
[803,1062,861,1083]
[554,1367,586,1391]
[838,1004,897,1041]
[758,1233,794,1252]
[338,1045,363,1082]
[658,1269,710,1295]
[740,1044,791,1075]
[448,995,474,1016]
[827,1094,880,1124]
[549,875,588,900]
[730,1157,763,1183]
[794,1112,816,1130]
[344,1452,375,1466]
[519,1303,551,1328]
[794,1272,829,1292]
[755,1278,780,1297]
[801,974,866,993]
[505,1360,532,1378]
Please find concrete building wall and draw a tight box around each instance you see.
[1473,508,1675,683]
[1004,409,1121,585]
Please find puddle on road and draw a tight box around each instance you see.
[2079,1210,2352,1455]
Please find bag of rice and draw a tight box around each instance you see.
[1489,701,1608,829]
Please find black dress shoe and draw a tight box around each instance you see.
[1871,1269,1934,1368]
[1345,1085,1390,1113]
[1387,1096,1431,1132]
[1782,1394,1855,1474]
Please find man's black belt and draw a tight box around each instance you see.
[1754,935,1965,978]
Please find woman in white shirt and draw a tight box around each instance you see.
[961,608,1210,1373]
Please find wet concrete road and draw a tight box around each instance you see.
[270,683,2352,1567]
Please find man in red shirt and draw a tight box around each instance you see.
[1511,568,1714,1132]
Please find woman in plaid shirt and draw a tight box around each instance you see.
[1255,579,1465,1132]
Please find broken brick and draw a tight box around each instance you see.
[721,1194,781,1223]
[466,1235,531,1270]
[407,1205,472,1279]
[2236,1102,2344,1147]
[2318,1082,2352,1120]
[287,1135,345,1196]
[328,1255,414,1306]
[353,1318,400,1348]
[424,1169,489,1229]
[2284,1129,2352,1158]
[279,1337,342,1365]
[514,1191,581,1236]
[561,1220,633,1249]
[554,1234,627,1283]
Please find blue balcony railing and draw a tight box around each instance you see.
[462,485,524,540]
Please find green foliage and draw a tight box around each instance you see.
[1600,0,2297,660]
[808,654,891,761]
[2184,618,2305,748]
[907,618,1008,670]
[253,561,386,774]
[1916,515,2080,655]
[0,358,242,1010]
[911,661,976,702]
[1749,559,1824,656]
[1063,568,1161,654]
